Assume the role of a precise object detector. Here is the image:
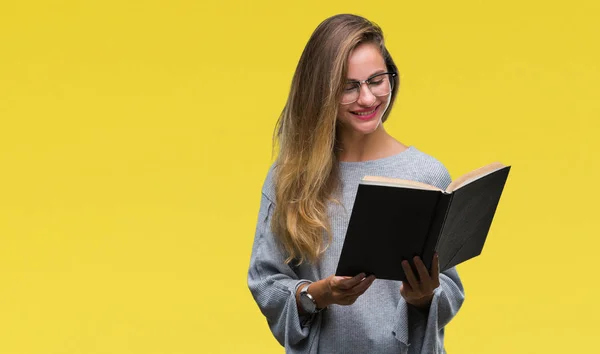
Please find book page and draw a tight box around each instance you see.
[446,162,506,192]
[361,176,442,191]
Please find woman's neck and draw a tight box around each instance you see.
[336,125,407,162]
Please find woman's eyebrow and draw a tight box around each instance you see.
[346,69,386,82]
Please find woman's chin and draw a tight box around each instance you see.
[347,119,382,135]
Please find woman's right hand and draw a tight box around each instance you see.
[310,273,376,307]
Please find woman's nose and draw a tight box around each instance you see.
[356,84,377,107]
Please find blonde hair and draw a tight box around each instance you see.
[272,14,400,265]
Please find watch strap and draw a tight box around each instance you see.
[300,282,326,314]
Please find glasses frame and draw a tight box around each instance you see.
[340,72,397,105]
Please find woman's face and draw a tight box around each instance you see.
[337,42,391,136]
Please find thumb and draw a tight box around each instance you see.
[331,276,346,285]
[331,276,352,289]
[400,281,412,294]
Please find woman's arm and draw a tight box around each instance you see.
[247,186,377,349]
[391,267,465,353]
[247,191,313,347]
[391,161,466,352]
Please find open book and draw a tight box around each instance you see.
[335,162,511,282]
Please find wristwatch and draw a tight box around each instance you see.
[299,283,323,314]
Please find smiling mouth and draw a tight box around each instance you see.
[351,105,379,116]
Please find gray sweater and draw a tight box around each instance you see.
[247,146,465,353]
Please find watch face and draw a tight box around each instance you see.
[300,292,316,313]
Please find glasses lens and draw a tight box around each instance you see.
[341,83,359,104]
[369,73,392,97]
[340,73,394,104]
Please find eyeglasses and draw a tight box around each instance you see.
[340,72,397,105]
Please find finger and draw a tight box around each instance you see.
[432,253,440,288]
[343,278,375,304]
[341,277,375,305]
[341,296,358,306]
[402,260,420,292]
[400,282,407,297]
[336,272,366,290]
[432,253,440,276]
[414,256,431,285]
[400,281,413,299]
[348,275,376,296]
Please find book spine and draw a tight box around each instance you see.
[421,192,453,270]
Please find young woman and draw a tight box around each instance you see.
[247,14,465,354]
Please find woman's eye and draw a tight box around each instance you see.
[370,79,384,86]
[344,84,357,91]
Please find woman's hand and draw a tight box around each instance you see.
[400,253,440,309]
[307,273,376,308]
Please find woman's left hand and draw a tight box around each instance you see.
[400,253,440,309]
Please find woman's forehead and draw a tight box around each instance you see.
[346,43,386,80]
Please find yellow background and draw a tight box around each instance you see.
[1,1,598,353]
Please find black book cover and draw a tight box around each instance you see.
[436,166,511,271]
[335,166,510,282]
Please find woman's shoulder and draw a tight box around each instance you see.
[259,162,278,202]
[405,146,452,189]
[408,146,448,168]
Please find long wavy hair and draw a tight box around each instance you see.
[272,14,400,265]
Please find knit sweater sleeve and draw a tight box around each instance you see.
[247,169,314,350]
[391,162,466,353]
